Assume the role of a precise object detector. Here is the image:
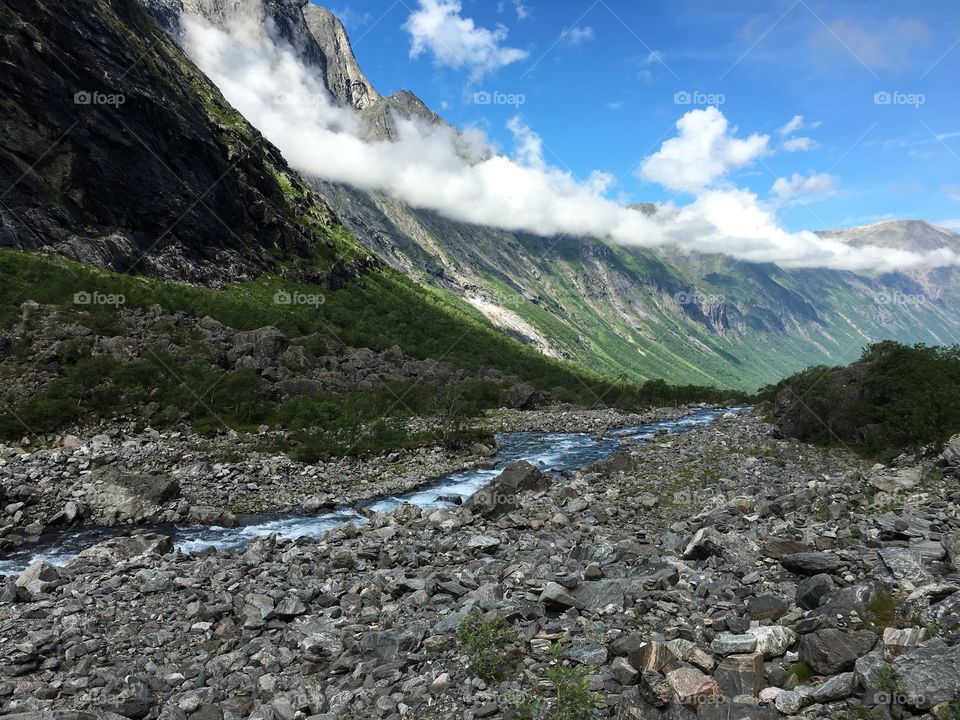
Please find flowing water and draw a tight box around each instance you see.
[0,407,746,575]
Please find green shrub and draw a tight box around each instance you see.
[456,610,516,683]
[761,341,960,460]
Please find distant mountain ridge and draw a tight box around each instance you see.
[820,219,960,253]
[136,0,960,389]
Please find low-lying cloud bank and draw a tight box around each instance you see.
[180,16,960,273]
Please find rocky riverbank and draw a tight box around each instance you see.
[2,410,959,720]
[0,405,701,553]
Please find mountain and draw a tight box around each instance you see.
[820,219,960,253]
[3,0,701,433]
[135,0,960,390]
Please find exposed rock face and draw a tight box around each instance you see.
[1,0,337,283]
[301,4,380,110]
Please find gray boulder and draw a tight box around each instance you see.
[780,551,840,575]
[464,461,548,518]
[796,573,835,610]
[73,533,172,564]
[892,640,960,709]
[799,628,878,674]
[15,560,62,595]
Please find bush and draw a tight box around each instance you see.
[762,341,960,460]
[456,610,516,683]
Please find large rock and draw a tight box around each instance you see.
[359,622,427,663]
[746,625,796,659]
[464,461,549,518]
[795,573,836,610]
[87,470,179,519]
[571,579,627,611]
[682,527,756,566]
[810,672,857,702]
[878,547,932,588]
[714,652,764,698]
[73,533,172,564]
[892,640,960,709]
[15,560,62,595]
[665,667,722,710]
[228,326,288,369]
[780,551,840,575]
[799,629,878,674]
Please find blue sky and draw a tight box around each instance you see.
[319,0,960,233]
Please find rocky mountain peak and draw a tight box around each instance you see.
[819,219,960,253]
[302,3,380,110]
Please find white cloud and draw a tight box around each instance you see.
[944,185,960,202]
[779,115,804,136]
[507,116,546,171]
[560,25,594,46]
[497,0,530,20]
[782,136,816,152]
[772,172,837,199]
[777,114,819,152]
[941,219,960,231]
[404,0,528,80]
[639,107,770,193]
[179,15,960,274]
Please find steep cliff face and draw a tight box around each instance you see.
[0,0,345,284]
[301,4,380,110]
